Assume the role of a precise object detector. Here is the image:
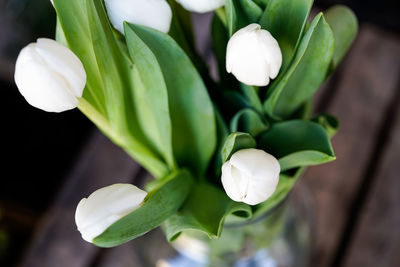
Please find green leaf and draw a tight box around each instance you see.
[259,0,313,71]
[325,5,358,71]
[86,0,127,132]
[253,0,269,9]
[263,13,335,119]
[230,109,268,137]
[124,24,175,169]
[225,0,238,36]
[53,0,106,115]
[238,0,263,22]
[163,183,252,241]
[210,107,230,178]
[55,0,168,178]
[312,113,339,138]
[258,120,335,171]
[56,19,101,114]
[93,169,194,247]
[225,0,263,37]
[225,0,245,36]
[221,132,256,163]
[240,84,263,113]
[125,24,217,177]
[86,0,169,178]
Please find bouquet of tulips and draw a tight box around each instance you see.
[14,0,357,247]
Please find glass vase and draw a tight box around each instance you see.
[146,181,314,267]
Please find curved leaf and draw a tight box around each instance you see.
[253,0,269,9]
[263,13,335,119]
[86,0,169,177]
[238,0,263,22]
[93,169,194,247]
[210,107,230,178]
[225,0,245,36]
[278,151,335,172]
[124,24,175,169]
[55,0,168,177]
[225,0,263,37]
[258,120,335,171]
[312,113,339,138]
[163,183,252,241]
[86,0,127,133]
[221,132,256,163]
[53,0,106,115]
[240,84,263,113]
[125,24,217,177]
[259,0,314,70]
[230,109,268,137]
[325,5,358,71]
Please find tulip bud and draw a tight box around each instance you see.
[175,0,224,13]
[221,148,280,205]
[14,38,86,112]
[104,0,172,34]
[75,184,147,242]
[226,23,282,87]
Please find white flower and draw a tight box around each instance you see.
[221,148,280,205]
[75,184,148,243]
[105,0,172,34]
[175,0,224,13]
[226,23,282,87]
[14,38,86,113]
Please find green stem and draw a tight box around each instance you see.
[215,7,227,27]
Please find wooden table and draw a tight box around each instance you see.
[15,15,400,267]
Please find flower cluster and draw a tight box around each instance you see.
[14,0,357,246]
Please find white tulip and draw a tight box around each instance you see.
[175,0,224,13]
[14,38,86,113]
[221,148,280,205]
[75,184,148,242]
[226,23,282,87]
[105,0,172,34]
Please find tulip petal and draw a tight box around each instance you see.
[105,0,172,33]
[175,0,224,13]
[14,42,82,112]
[35,38,86,98]
[226,24,282,87]
[75,184,147,242]
[92,169,193,247]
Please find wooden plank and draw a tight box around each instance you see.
[19,130,141,267]
[303,24,400,267]
[342,87,400,267]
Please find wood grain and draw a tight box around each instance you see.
[342,85,400,267]
[18,131,140,267]
[304,25,400,267]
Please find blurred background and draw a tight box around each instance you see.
[0,0,399,267]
